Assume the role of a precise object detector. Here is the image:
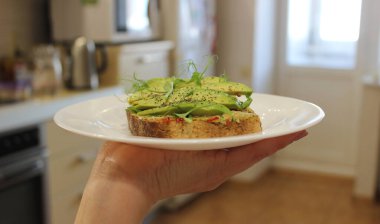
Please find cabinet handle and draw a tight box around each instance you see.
[76,151,98,163]
[136,55,163,64]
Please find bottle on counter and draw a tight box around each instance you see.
[0,49,33,104]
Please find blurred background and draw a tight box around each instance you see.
[1,0,380,223]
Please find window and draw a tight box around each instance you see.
[287,0,362,68]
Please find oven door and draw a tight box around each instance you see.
[0,155,47,224]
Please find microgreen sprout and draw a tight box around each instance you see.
[164,81,174,99]
[241,96,253,109]
[131,73,149,92]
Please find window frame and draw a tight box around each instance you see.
[286,0,362,69]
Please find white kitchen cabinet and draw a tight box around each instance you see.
[100,40,174,86]
[45,121,102,224]
[0,85,123,223]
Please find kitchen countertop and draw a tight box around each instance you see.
[0,86,124,133]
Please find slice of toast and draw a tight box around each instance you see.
[126,110,262,138]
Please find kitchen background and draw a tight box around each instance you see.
[1,0,380,224]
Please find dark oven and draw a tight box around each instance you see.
[0,125,48,224]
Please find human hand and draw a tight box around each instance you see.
[76,130,307,224]
[95,130,307,200]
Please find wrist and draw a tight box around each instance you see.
[76,178,155,224]
[75,145,158,224]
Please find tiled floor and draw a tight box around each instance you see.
[151,169,380,224]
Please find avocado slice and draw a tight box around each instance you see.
[186,103,231,116]
[136,102,232,117]
[165,87,240,109]
[201,76,226,84]
[137,105,178,116]
[130,84,249,110]
[202,82,253,96]
[186,88,240,110]
[175,102,229,115]
[165,87,194,104]
[128,89,162,104]
[128,68,253,119]
[130,94,166,109]
[145,78,171,92]
[132,101,164,110]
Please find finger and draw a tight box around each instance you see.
[223,130,308,175]
[244,130,308,158]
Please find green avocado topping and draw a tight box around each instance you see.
[126,61,254,122]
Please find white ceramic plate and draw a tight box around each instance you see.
[54,94,325,150]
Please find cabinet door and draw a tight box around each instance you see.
[49,147,98,195]
[119,51,170,80]
[50,184,84,224]
[45,121,103,224]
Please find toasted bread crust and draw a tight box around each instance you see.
[127,110,262,138]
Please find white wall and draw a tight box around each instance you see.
[216,0,277,91]
[216,0,277,181]
[252,0,277,94]
[0,0,50,57]
[215,0,255,86]
[273,69,359,177]
[353,0,380,198]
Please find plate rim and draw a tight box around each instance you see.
[54,93,325,150]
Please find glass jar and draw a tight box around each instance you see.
[32,45,63,95]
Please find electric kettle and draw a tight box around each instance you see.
[65,37,107,89]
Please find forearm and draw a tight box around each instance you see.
[75,145,156,224]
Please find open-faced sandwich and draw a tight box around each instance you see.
[126,66,262,138]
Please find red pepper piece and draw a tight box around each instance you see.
[206,116,219,123]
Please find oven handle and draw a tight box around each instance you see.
[0,159,45,189]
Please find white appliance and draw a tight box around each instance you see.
[50,0,161,43]
[161,0,217,76]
